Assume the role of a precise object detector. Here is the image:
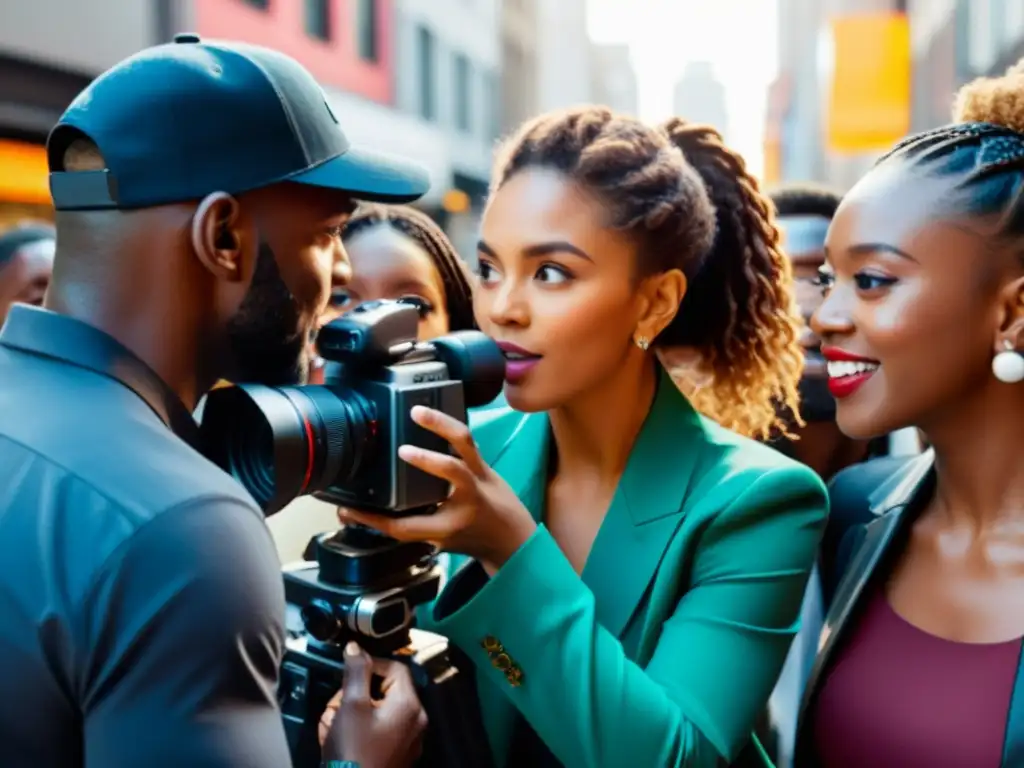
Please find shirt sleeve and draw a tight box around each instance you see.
[78,496,292,768]
[431,466,828,767]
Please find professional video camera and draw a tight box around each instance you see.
[199,299,504,768]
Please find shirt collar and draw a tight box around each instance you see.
[0,304,200,448]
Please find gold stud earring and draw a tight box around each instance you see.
[635,336,650,351]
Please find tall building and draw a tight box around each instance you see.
[499,0,599,132]
[534,0,593,112]
[910,0,1024,131]
[499,0,539,134]
[673,61,729,141]
[392,0,501,259]
[590,43,639,116]
[764,0,827,185]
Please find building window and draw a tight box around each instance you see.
[305,0,332,42]
[356,0,378,62]
[417,26,436,121]
[454,53,472,132]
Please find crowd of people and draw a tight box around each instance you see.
[2,30,1024,768]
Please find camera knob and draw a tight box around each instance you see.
[300,599,341,642]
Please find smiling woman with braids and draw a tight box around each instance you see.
[338,107,828,767]
[794,64,1024,767]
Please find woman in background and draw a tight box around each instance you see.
[310,203,476,378]
[797,63,1024,767]
[338,107,828,767]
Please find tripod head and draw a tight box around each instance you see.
[280,517,497,768]
[285,516,443,657]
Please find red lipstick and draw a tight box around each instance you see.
[820,345,880,398]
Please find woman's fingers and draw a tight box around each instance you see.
[409,406,487,476]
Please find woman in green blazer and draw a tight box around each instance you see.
[342,109,829,767]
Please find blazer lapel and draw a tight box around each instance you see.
[1003,651,1024,767]
[796,451,935,748]
[581,371,701,639]
[488,410,550,520]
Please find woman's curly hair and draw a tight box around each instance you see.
[491,106,803,440]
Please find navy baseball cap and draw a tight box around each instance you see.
[47,33,430,211]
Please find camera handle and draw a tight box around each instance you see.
[280,628,495,768]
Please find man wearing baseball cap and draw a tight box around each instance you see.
[0,35,430,768]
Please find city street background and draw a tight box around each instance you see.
[0,0,1016,559]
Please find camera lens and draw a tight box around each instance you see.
[199,384,374,515]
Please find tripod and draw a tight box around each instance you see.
[278,523,495,768]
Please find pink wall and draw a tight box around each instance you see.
[194,0,393,104]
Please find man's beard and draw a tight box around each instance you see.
[223,240,309,386]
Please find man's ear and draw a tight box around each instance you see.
[191,192,247,283]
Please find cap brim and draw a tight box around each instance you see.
[288,146,431,204]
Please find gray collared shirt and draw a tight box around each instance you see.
[0,305,291,768]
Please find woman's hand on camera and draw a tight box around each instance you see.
[320,642,427,768]
[336,405,537,573]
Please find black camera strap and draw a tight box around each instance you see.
[0,305,201,449]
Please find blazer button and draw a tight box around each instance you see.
[481,635,503,653]
[492,652,512,671]
[505,665,524,687]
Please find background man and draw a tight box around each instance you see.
[0,222,55,323]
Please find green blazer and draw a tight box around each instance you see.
[421,370,828,767]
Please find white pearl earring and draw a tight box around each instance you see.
[992,340,1024,383]
[635,336,650,351]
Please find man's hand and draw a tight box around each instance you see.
[320,642,427,768]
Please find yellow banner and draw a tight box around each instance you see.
[827,13,911,154]
[0,139,50,205]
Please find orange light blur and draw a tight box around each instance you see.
[0,140,50,205]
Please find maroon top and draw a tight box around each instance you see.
[812,588,1021,767]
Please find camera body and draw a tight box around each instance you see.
[314,336,463,516]
[199,299,505,516]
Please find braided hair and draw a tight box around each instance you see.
[342,204,476,331]
[875,61,1024,242]
[491,107,803,440]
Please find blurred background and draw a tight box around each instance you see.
[0,0,1017,258]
